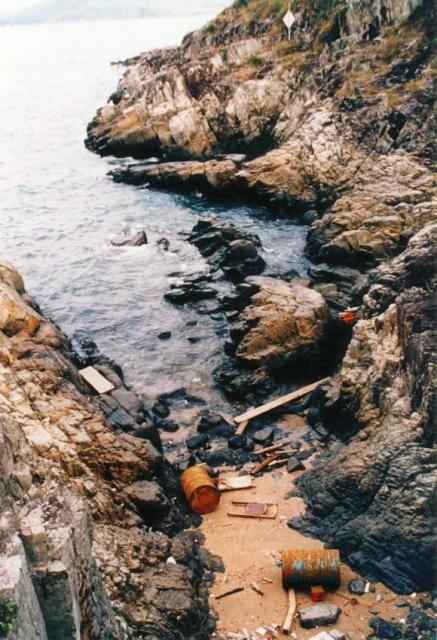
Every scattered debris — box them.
[282,588,297,635]
[309,632,346,640]
[79,366,115,394]
[166,556,177,565]
[250,582,264,596]
[338,307,359,324]
[216,586,245,600]
[310,586,326,603]
[299,604,341,629]
[218,475,254,492]
[228,501,278,519]
[254,440,292,456]
[180,465,220,514]
[282,550,341,590]
[251,453,285,476]
[234,378,330,425]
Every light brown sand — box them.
[201,468,412,640]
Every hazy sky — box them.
[0,0,38,13]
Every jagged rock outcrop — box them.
[296,224,437,594]
[88,0,436,266]
[0,263,214,639]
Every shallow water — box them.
[0,17,309,408]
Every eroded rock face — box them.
[296,225,437,593]
[0,267,214,639]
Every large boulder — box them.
[231,277,332,372]
[0,284,42,336]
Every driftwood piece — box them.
[234,378,330,424]
[282,588,297,635]
[251,452,283,476]
[215,586,245,600]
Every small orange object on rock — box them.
[310,585,326,602]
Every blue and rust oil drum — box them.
[281,549,341,590]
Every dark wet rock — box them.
[369,616,402,639]
[228,435,252,451]
[198,448,249,468]
[299,604,341,628]
[403,607,437,639]
[252,427,274,444]
[109,407,136,430]
[196,410,234,437]
[301,209,319,225]
[158,331,172,340]
[156,419,179,433]
[348,578,366,596]
[124,480,169,521]
[295,449,314,461]
[297,226,437,594]
[287,516,304,530]
[218,239,265,283]
[164,285,218,305]
[157,237,170,251]
[186,433,209,450]
[111,230,148,247]
[197,450,226,467]
[152,400,170,419]
[189,218,265,283]
[395,600,409,608]
[287,457,305,473]
[111,387,145,419]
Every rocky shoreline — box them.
[86,0,436,601]
[0,262,218,639]
[1,0,436,638]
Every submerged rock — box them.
[111,229,148,247]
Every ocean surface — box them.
[0,17,309,407]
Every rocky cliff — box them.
[85,0,436,599]
[0,262,216,639]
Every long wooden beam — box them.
[234,377,330,425]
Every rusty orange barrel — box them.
[181,465,220,514]
[281,549,341,590]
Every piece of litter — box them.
[166,556,177,565]
[216,586,245,600]
[218,475,254,492]
[79,366,115,394]
[251,582,264,596]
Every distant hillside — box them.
[0,0,230,24]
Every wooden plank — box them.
[251,452,284,476]
[79,366,115,395]
[234,378,330,425]
[253,440,291,456]
[235,420,249,436]
[282,588,297,635]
